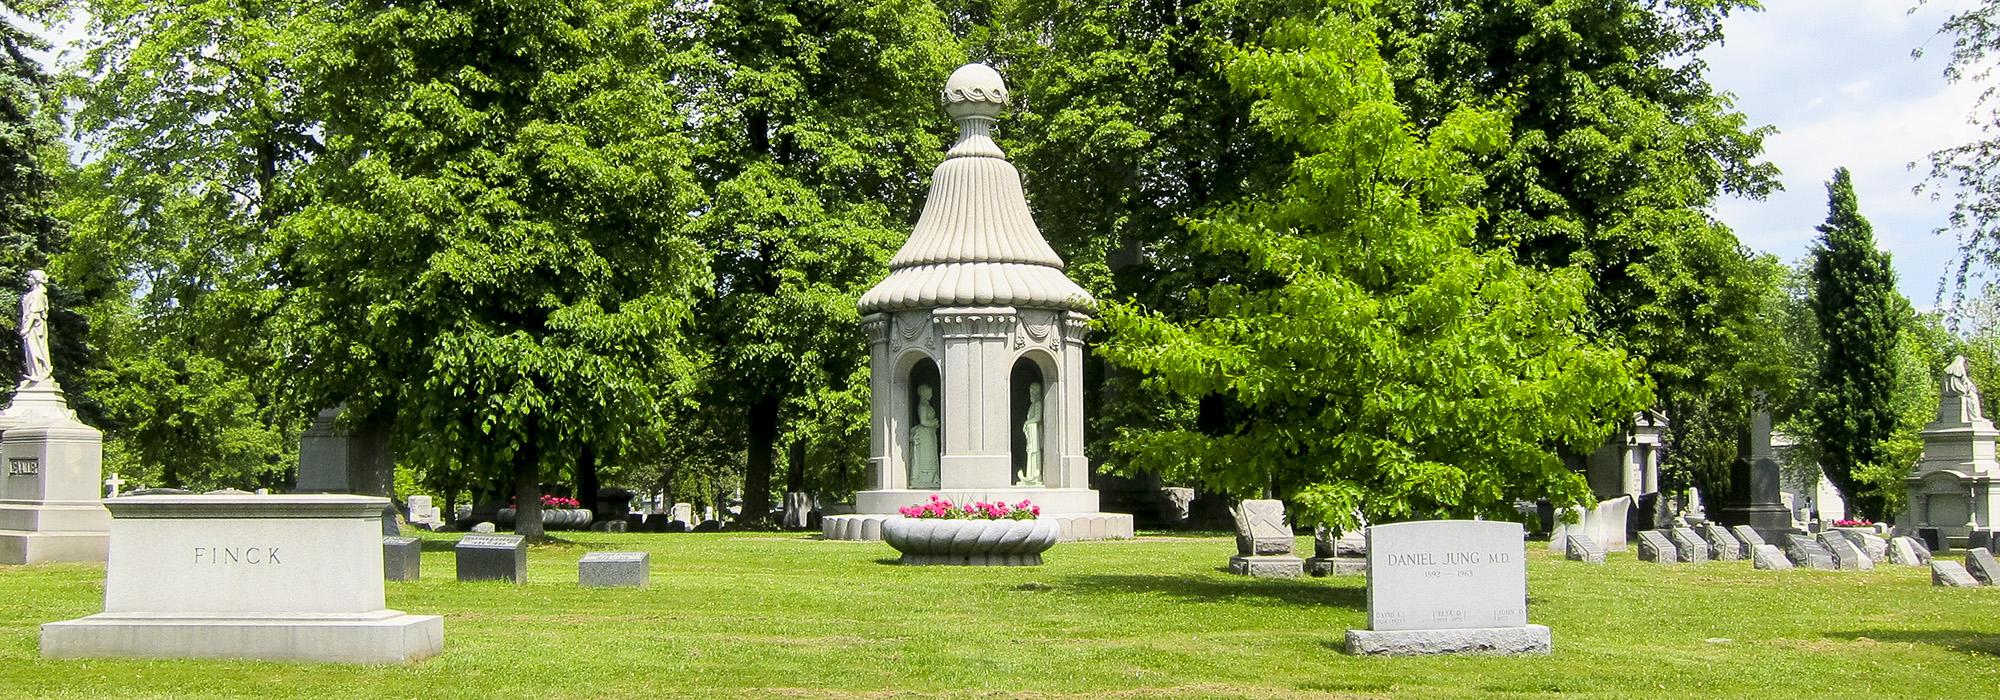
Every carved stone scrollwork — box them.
[1016,309,1059,350]
[934,310,1016,339]
[862,314,890,347]
[1061,312,1090,346]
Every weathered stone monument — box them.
[1752,543,1793,570]
[383,536,420,581]
[1346,521,1549,656]
[455,534,526,584]
[40,494,442,663]
[1700,522,1741,561]
[1730,524,1767,551]
[1966,547,2000,585]
[782,492,812,530]
[1637,530,1677,563]
[1581,411,1666,503]
[1786,534,1837,570]
[1933,559,1982,587]
[297,406,396,535]
[1306,524,1366,576]
[1565,534,1605,564]
[824,63,1132,543]
[578,551,648,588]
[406,495,441,529]
[1716,409,1792,542]
[1668,527,1709,563]
[1818,532,1873,571]
[1886,536,1925,566]
[0,271,109,564]
[1903,356,2000,548]
[1228,500,1302,578]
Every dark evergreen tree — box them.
[1808,168,1904,519]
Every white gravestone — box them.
[40,494,442,663]
[1346,521,1550,656]
[0,271,110,565]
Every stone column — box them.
[1716,410,1791,540]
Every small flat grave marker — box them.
[1637,530,1678,564]
[1817,533,1872,571]
[578,551,649,588]
[1751,544,1792,570]
[1965,548,2000,585]
[383,536,421,581]
[1700,523,1741,561]
[455,534,526,584]
[1887,537,1924,567]
[1934,560,1982,587]
[1345,521,1549,656]
[1785,534,1836,571]
[1564,534,1604,564]
[1730,525,1767,550]
[1669,528,1709,564]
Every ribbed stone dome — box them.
[858,64,1095,315]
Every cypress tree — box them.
[1809,167,1903,519]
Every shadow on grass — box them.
[1825,629,2000,656]
[1057,573,1365,609]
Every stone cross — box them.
[103,473,124,498]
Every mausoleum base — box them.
[1344,625,1552,656]
[0,528,106,564]
[41,610,443,664]
[1229,555,1303,578]
[822,512,1132,541]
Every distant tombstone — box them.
[692,520,722,533]
[1668,528,1709,564]
[469,522,496,534]
[382,536,421,581]
[1907,535,1935,564]
[1228,500,1301,578]
[1934,560,1982,587]
[1886,537,1924,567]
[1785,534,1836,571]
[1564,534,1605,564]
[1546,505,1587,553]
[1699,523,1741,561]
[1345,521,1550,656]
[1839,530,1889,561]
[578,552,649,588]
[295,406,397,536]
[1589,496,1633,552]
[1157,487,1195,527]
[1817,533,1872,571]
[1306,525,1365,577]
[454,534,526,584]
[1637,530,1678,563]
[1730,524,1767,550]
[782,492,812,530]
[406,496,441,528]
[1966,548,2000,585]
[39,494,441,663]
[670,503,693,526]
[1751,544,1792,570]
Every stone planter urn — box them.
[881,517,1060,566]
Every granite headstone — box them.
[454,534,526,584]
[382,536,420,581]
[1668,527,1710,563]
[1565,534,1604,564]
[1345,520,1549,656]
[1751,543,1793,570]
[578,551,648,588]
[1637,530,1678,563]
[1934,559,1982,587]
[1966,547,2000,585]
[1699,523,1741,561]
[1785,534,1836,570]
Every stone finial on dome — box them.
[942,63,1008,119]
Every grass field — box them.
[3,530,1998,699]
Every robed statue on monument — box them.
[1943,355,1984,423]
[19,269,50,386]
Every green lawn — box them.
[2,531,1998,699]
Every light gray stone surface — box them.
[0,315,110,565]
[1730,524,1767,549]
[1232,500,1293,556]
[1786,534,1837,570]
[1229,555,1303,578]
[1637,530,1677,563]
[1819,533,1873,571]
[382,536,420,581]
[1851,531,1890,561]
[1966,547,2000,585]
[1887,537,1924,566]
[1752,543,1793,570]
[1934,559,1983,587]
[1669,527,1709,563]
[1564,534,1604,564]
[782,492,811,530]
[1306,557,1365,577]
[1157,487,1194,526]
[578,551,648,588]
[1700,523,1741,561]
[1365,521,1527,632]
[469,522,495,534]
[39,494,441,663]
[1345,624,1551,657]
[454,534,525,584]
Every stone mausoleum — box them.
[822,64,1132,541]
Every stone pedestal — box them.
[297,407,397,535]
[0,382,109,564]
[40,494,442,663]
[1717,410,1794,542]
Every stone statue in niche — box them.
[19,269,50,386]
[1943,355,1984,423]
[1016,382,1044,487]
[910,383,940,489]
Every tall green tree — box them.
[280,0,709,539]
[1926,0,2000,291]
[1806,168,1904,519]
[679,0,958,524]
[1097,6,1651,529]
[56,0,317,489]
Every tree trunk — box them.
[577,444,599,520]
[743,391,780,528]
[785,438,806,494]
[513,442,544,541]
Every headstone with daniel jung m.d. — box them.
[1345,520,1550,656]
[455,534,526,584]
[1637,530,1678,564]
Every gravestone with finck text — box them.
[1345,520,1550,656]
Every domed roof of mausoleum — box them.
[857,64,1096,315]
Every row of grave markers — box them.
[383,535,650,588]
[1618,524,1933,571]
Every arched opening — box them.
[1010,358,1046,486]
[907,358,942,490]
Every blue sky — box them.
[1703,0,1986,308]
